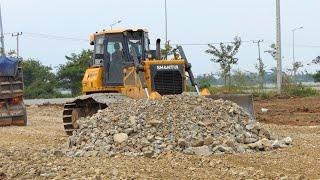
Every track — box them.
[62,93,126,135]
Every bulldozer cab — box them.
[91,28,149,86]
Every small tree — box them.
[265,44,282,87]
[255,58,266,89]
[232,69,247,88]
[7,50,17,58]
[57,50,92,96]
[21,59,61,99]
[161,41,173,59]
[205,37,242,88]
[269,67,277,84]
[312,56,320,65]
[312,56,320,82]
[195,73,217,89]
[292,61,304,79]
[264,44,276,60]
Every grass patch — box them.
[283,84,319,97]
[188,84,319,100]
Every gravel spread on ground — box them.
[1,101,320,179]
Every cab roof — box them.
[90,28,148,44]
[93,28,148,36]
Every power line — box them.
[169,40,253,46]
[263,39,320,48]
[20,32,88,42]
[289,44,320,48]
[2,32,320,49]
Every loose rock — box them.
[113,133,128,143]
[60,95,292,157]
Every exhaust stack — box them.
[156,39,161,60]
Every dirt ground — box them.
[255,96,320,126]
[0,97,320,179]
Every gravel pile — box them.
[61,94,292,158]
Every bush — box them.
[283,84,319,97]
[21,59,63,99]
[314,71,320,82]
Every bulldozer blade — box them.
[206,94,255,120]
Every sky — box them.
[1,0,320,75]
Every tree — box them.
[21,59,61,99]
[232,69,247,88]
[269,67,277,84]
[312,56,320,82]
[265,44,276,60]
[312,56,320,65]
[57,49,92,96]
[195,73,217,89]
[161,41,173,59]
[7,50,17,58]
[205,37,242,87]
[255,58,266,89]
[313,72,320,82]
[292,61,303,77]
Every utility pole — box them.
[253,40,263,60]
[164,0,168,44]
[276,0,282,94]
[164,0,169,59]
[12,32,22,58]
[0,4,5,56]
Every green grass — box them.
[282,84,319,97]
[188,84,319,100]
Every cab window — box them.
[103,36,126,85]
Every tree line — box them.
[6,39,320,99]
[203,38,320,90]
[9,50,92,99]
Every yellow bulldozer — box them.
[62,28,254,135]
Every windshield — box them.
[128,39,142,59]
[127,32,144,60]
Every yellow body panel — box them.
[82,59,187,99]
[82,66,123,94]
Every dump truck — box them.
[0,56,27,126]
[62,28,254,135]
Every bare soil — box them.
[255,96,320,126]
[0,97,320,179]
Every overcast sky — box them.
[1,0,320,75]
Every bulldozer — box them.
[62,28,254,135]
[0,56,27,126]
